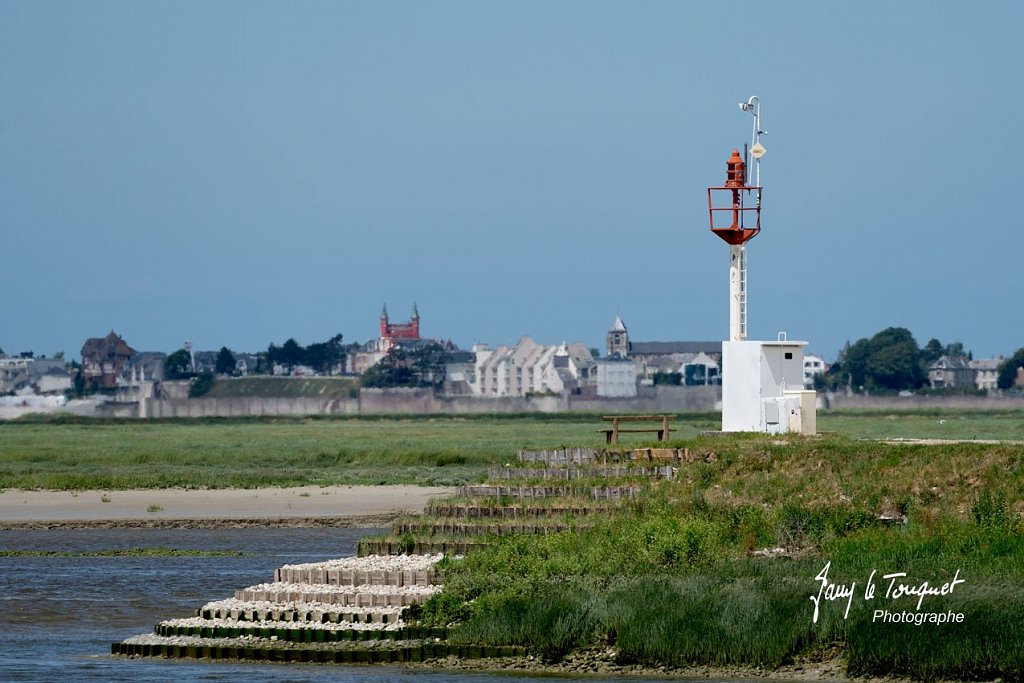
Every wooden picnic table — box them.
[599,414,677,444]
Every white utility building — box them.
[722,336,816,434]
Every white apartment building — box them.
[470,337,595,397]
[803,354,826,389]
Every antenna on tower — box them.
[738,95,765,187]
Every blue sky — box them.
[1,1,1020,362]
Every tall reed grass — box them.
[432,502,1022,678]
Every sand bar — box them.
[0,485,454,527]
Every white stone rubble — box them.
[278,553,444,572]
[239,581,439,597]
[161,616,402,631]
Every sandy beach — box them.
[0,485,455,528]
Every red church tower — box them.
[379,303,421,353]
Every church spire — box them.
[411,302,420,320]
[380,303,389,321]
[606,315,629,358]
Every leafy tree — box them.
[70,371,87,397]
[361,343,452,388]
[868,340,923,390]
[921,338,944,365]
[944,341,968,358]
[189,371,215,397]
[280,338,304,367]
[652,372,682,386]
[812,372,828,392]
[360,350,415,387]
[215,347,236,375]
[826,327,925,393]
[839,337,871,389]
[997,347,1024,390]
[165,349,193,380]
[304,334,345,374]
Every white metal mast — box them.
[729,96,764,342]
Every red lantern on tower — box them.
[707,149,761,246]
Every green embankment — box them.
[408,430,1024,681]
[203,376,360,399]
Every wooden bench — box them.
[599,415,677,444]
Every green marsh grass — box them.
[435,521,1023,676]
[3,409,1022,490]
[0,415,616,489]
[817,408,1024,441]
[420,429,1022,678]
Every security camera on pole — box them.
[707,97,817,435]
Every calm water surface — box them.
[0,527,675,682]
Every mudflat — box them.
[0,485,454,528]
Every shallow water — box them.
[0,527,677,682]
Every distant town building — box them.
[969,358,1001,392]
[595,356,638,397]
[468,337,595,397]
[347,303,424,373]
[127,352,167,383]
[606,316,629,358]
[440,350,477,395]
[928,356,974,389]
[0,355,31,392]
[630,343,721,386]
[81,331,136,388]
[603,316,720,385]
[630,340,723,357]
[803,354,826,389]
[636,351,720,386]
[379,303,420,353]
[0,354,70,394]
[190,351,261,376]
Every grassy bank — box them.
[204,376,359,399]
[408,432,1023,681]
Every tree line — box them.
[264,334,346,374]
[818,327,1023,393]
[163,334,347,381]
